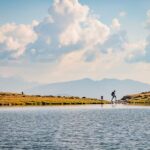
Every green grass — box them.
[0,92,109,106]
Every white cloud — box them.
[55,0,110,47]
[123,11,150,63]
[52,0,89,22]
[59,22,81,46]
[119,11,127,17]
[111,18,121,30]
[134,10,150,62]
[0,21,37,58]
[81,18,110,46]
[1,0,150,84]
[123,40,147,61]
[25,0,110,62]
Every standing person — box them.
[111,90,117,104]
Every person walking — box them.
[111,90,117,104]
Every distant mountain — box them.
[0,76,39,93]
[26,78,150,99]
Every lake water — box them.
[0,105,150,150]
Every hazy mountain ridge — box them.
[26,78,150,99]
[1,76,150,99]
[0,76,39,93]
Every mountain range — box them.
[1,77,150,100]
[0,76,38,93]
[26,78,150,99]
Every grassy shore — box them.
[121,92,150,104]
[0,92,109,106]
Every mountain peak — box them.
[26,78,150,99]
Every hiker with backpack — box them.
[111,90,117,104]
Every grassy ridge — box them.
[0,92,109,106]
[121,92,150,104]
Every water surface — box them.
[0,105,150,150]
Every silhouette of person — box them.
[111,90,117,104]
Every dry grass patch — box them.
[0,92,109,106]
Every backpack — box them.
[111,92,114,96]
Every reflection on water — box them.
[0,105,150,150]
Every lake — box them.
[0,105,150,150]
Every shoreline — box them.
[0,103,108,107]
[1,103,150,109]
[0,104,150,111]
[1,92,150,107]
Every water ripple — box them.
[0,105,150,150]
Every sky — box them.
[0,0,150,84]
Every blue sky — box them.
[0,0,150,83]
[0,0,149,23]
[0,0,148,40]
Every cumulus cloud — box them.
[137,10,150,62]
[25,0,110,62]
[111,18,121,30]
[0,0,129,64]
[0,21,38,59]
[99,30,127,54]
[1,0,150,84]
[123,40,147,62]
[0,0,147,66]
[128,10,150,62]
